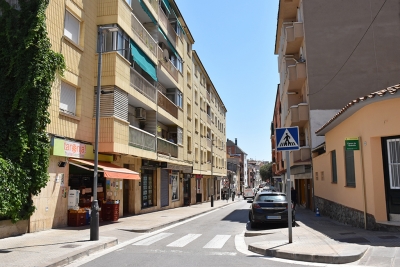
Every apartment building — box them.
[0,0,227,237]
[227,138,247,194]
[272,0,400,210]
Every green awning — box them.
[158,27,180,60]
[139,0,157,25]
[130,40,157,81]
[162,0,171,14]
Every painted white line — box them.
[66,208,222,266]
[203,235,231,249]
[208,252,236,256]
[166,234,201,247]
[132,232,173,246]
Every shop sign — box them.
[52,137,93,159]
[345,137,359,150]
[196,175,203,179]
[166,163,192,173]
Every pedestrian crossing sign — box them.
[276,127,300,151]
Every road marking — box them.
[203,235,231,249]
[132,233,173,246]
[166,234,201,247]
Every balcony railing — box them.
[279,22,304,56]
[207,115,211,125]
[158,6,178,46]
[284,61,307,92]
[207,138,211,148]
[291,146,311,165]
[157,137,178,157]
[288,103,309,127]
[131,13,157,57]
[206,91,210,102]
[158,46,179,82]
[157,90,178,118]
[129,125,156,151]
[145,0,159,15]
[130,68,157,103]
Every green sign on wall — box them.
[345,137,360,150]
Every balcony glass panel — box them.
[131,13,157,57]
[157,137,178,157]
[129,125,156,151]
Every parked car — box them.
[248,192,295,228]
[243,187,255,200]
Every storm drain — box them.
[339,232,356,235]
[60,244,81,248]
[378,235,398,239]
[337,237,370,243]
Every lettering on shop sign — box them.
[64,141,86,157]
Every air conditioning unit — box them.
[135,107,146,120]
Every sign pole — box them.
[286,150,292,243]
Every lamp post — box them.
[91,25,119,241]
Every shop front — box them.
[67,159,140,225]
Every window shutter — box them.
[64,11,80,44]
[114,87,128,121]
[60,82,76,115]
[177,127,183,145]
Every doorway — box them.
[382,136,400,220]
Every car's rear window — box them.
[256,194,286,202]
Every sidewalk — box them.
[246,206,400,265]
[1,199,400,267]
[0,199,237,267]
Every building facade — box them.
[272,0,400,210]
[313,85,400,230]
[0,0,227,238]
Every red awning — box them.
[69,159,140,180]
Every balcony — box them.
[145,0,159,16]
[279,22,304,56]
[285,61,307,92]
[130,68,157,103]
[157,137,178,158]
[207,138,212,148]
[158,46,179,82]
[207,115,211,125]
[288,103,309,127]
[158,5,178,47]
[131,13,158,57]
[290,146,311,166]
[157,90,178,119]
[129,125,156,151]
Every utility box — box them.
[68,189,80,209]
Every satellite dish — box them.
[163,49,169,61]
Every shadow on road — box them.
[221,209,250,223]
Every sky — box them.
[175,0,280,162]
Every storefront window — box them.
[171,172,179,201]
[142,170,154,208]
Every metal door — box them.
[382,137,400,216]
[161,169,169,207]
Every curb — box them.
[248,244,366,264]
[42,238,118,267]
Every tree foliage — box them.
[0,0,65,222]
[260,162,273,182]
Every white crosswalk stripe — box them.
[166,234,202,247]
[203,235,231,249]
[132,233,173,246]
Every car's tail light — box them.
[252,203,261,209]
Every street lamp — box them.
[91,25,119,241]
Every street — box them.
[67,200,298,267]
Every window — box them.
[195,90,198,105]
[187,103,191,120]
[187,136,192,153]
[315,172,318,181]
[177,127,183,145]
[331,150,337,183]
[176,90,183,108]
[345,149,356,187]
[187,71,191,86]
[171,172,179,201]
[187,42,191,57]
[64,11,80,44]
[195,118,199,133]
[195,147,199,162]
[60,82,76,116]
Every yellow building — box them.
[0,0,227,237]
[312,85,400,230]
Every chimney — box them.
[235,138,237,145]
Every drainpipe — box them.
[359,136,367,229]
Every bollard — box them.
[211,195,214,207]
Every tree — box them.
[260,162,273,182]
[0,0,65,222]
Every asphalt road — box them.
[67,199,316,267]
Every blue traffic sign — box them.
[275,127,300,151]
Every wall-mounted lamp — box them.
[286,92,298,95]
[58,161,67,167]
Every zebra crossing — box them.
[132,233,232,249]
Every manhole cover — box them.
[60,244,81,248]
[338,237,370,243]
[339,232,356,235]
[378,235,398,239]
[0,250,11,254]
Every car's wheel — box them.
[249,213,257,229]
